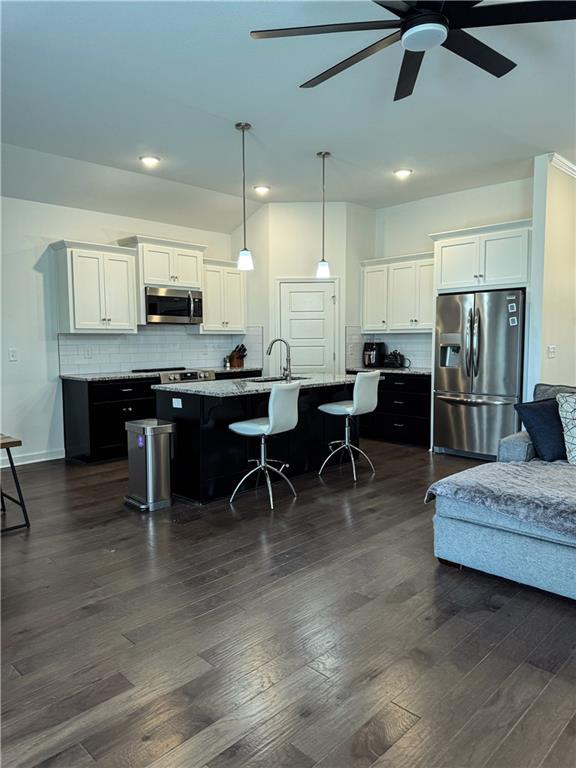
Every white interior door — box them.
[279,281,336,376]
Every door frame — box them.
[272,277,342,377]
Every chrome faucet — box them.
[266,338,292,381]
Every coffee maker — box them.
[363,342,387,368]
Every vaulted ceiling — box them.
[2,1,575,214]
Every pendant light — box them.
[316,151,331,278]
[235,122,254,271]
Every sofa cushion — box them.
[534,383,576,401]
[425,460,576,537]
[514,398,567,462]
[557,393,576,465]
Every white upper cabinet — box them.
[201,263,246,334]
[141,243,203,289]
[480,229,529,286]
[432,221,531,292]
[142,244,173,286]
[388,263,417,331]
[362,265,389,332]
[53,242,137,334]
[436,237,479,290]
[362,257,434,334]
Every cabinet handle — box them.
[414,319,418,323]
[382,320,386,324]
[121,388,133,392]
[394,382,405,386]
[101,318,106,323]
[478,273,484,278]
[473,274,478,279]
[393,423,405,428]
[393,400,405,405]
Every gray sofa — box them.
[427,384,576,600]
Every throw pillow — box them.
[514,398,567,462]
[557,393,576,465]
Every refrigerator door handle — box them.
[436,395,512,407]
[465,308,474,377]
[473,307,481,378]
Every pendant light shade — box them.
[316,151,331,279]
[235,122,254,271]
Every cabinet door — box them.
[437,237,479,290]
[415,260,435,329]
[388,263,416,330]
[480,230,528,286]
[142,244,173,286]
[174,248,202,288]
[103,253,136,331]
[72,250,106,330]
[223,269,246,331]
[362,266,388,332]
[202,266,225,331]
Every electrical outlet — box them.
[8,348,17,362]
[547,345,557,359]
[83,347,93,359]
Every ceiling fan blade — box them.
[394,50,425,100]
[300,30,402,88]
[372,1,414,17]
[457,1,576,29]
[442,29,516,77]
[250,20,400,39]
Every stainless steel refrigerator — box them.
[434,289,525,458]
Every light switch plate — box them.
[547,345,557,359]
[8,348,17,362]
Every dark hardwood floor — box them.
[2,441,575,768]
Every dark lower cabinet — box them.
[62,369,263,463]
[351,372,432,447]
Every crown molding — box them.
[550,153,576,178]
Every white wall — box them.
[374,178,533,258]
[539,163,576,385]
[1,196,231,464]
[346,204,375,326]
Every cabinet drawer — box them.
[379,374,431,394]
[361,414,430,446]
[377,391,430,416]
[89,379,159,403]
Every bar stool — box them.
[1,434,31,533]
[229,381,301,510]
[318,370,380,482]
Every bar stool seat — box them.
[318,371,380,482]
[229,418,271,437]
[229,382,301,510]
[318,401,354,416]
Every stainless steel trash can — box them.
[124,419,175,511]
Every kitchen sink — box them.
[248,376,309,383]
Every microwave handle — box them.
[188,291,193,323]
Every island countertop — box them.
[152,373,356,397]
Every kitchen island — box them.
[153,374,357,503]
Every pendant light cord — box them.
[241,127,247,250]
[321,153,325,263]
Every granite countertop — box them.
[153,374,356,398]
[60,367,262,382]
[346,367,432,376]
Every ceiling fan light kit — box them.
[251,1,576,101]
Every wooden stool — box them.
[1,435,30,533]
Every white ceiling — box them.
[2,1,575,214]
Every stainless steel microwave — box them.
[145,287,203,325]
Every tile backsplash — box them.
[346,326,433,370]
[58,325,264,374]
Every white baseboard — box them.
[1,449,65,469]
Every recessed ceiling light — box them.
[253,185,270,195]
[393,168,413,180]
[139,155,161,169]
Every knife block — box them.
[229,353,244,369]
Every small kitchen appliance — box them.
[363,342,387,368]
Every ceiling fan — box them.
[251,1,576,101]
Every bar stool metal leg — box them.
[230,436,297,510]
[1,447,31,533]
[319,416,375,481]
